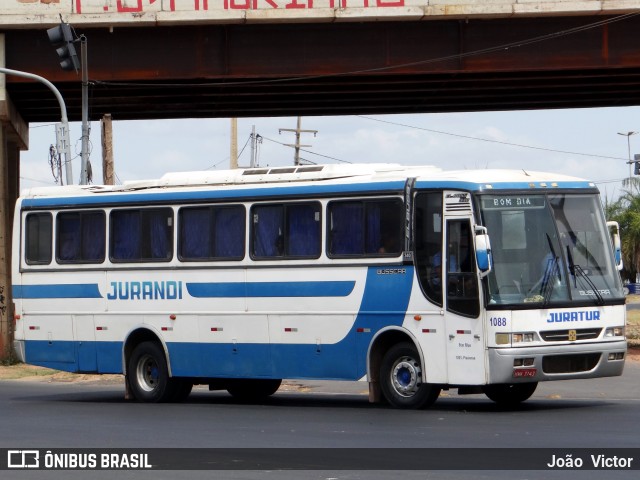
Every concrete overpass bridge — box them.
[1,0,640,358]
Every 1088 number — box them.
[489,317,507,327]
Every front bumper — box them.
[487,340,627,384]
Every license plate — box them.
[513,368,537,378]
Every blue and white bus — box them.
[11,164,627,408]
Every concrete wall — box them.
[0,1,639,27]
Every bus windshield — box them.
[479,193,623,306]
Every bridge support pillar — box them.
[0,33,28,362]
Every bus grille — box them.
[540,328,602,342]
[542,353,601,374]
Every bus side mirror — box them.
[606,221,623,271]
[474,225,492,278]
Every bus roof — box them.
[19,164,597,204]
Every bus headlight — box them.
[512,333,535,343]
[495,333,535,345]
[604,327,625,338]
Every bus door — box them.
[442,192,486,385]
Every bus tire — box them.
[380,342,441,409]
[482,382,538,406]
[227,379,282,401]
[128,341,177,403]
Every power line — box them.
[261,135,352,164]
[20,176,57,186]
[593,177,628,185]
[356,115,629,162]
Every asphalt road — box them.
[0,362,639,480]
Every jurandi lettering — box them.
[107,281,183,300]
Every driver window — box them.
[446,219,479,317]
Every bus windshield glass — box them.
[479,193,623,306]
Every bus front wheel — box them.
[482,382,538,406]
[380,342,441,409]
[128,341,177,403]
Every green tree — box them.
[605,177,640,282]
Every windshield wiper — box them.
[541,255,559,307]
[566,245,604,306]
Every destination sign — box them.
[481,196,546,210]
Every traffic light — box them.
[47,23,80,72]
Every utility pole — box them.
[101,114,114,185]
[230,118,238,169]
[279,116,317,166]
[618,131,637,182]
[79,35,91,185]
[249,125,262,168]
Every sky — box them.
[18,105,640,203]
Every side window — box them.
[25,213,52,265]
[179,205,245,261]
[328,199,403,257]
[57,211,106,264]
[251,202,321,259]
[110,208,173,262]
[414,192,443,306]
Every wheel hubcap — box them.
[136,354,159,392]
[391,356,422,398]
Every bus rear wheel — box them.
[128,341,178,403]
[227,379,282,402]
[482,382,538,406]
[380,342,441,409]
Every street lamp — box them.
[618,131,637,180]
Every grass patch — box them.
[0,354,21,366]
[0,364,58,381]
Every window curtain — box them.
[181,208,210,259]
[365,204,382,254]
[330,203,363,255]
[149,211,170,259]
[215,207,244,258]
[254,206,283,257]
[82,213,105,261]
[288,204,319,257]
[112,211,140,260]
[58,215,80,261]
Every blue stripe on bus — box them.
[414,179,595,191]
[186,281,356,298]
[21,181,407,208]
[21,266,415,379]
[13,284,103,299]
[20,179,598,210]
